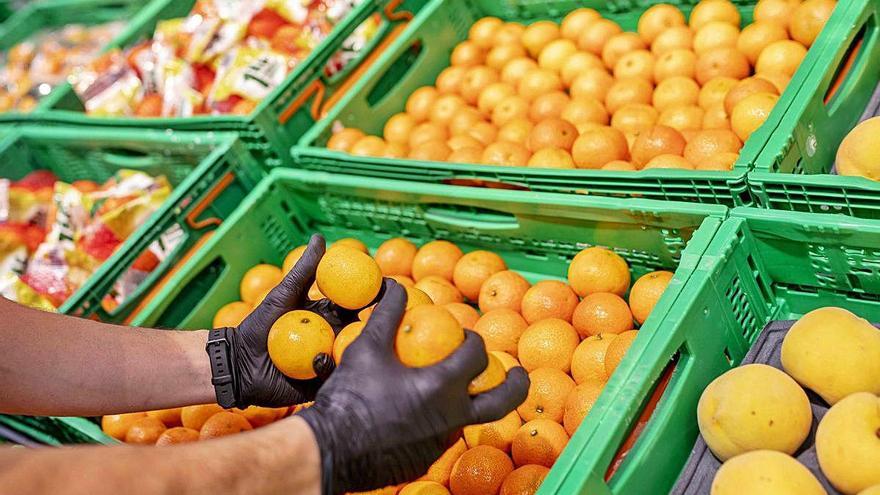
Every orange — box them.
[577,18,623,55]
[466,121,499,146]
[282,245,308,273]
[731,92,779,141]
[492,95,530,127]
[610,103,660,136]
[511,419,569,468]
[492,351,521,371]
[702,103,731,130]
[699,76,738,109]
[395,305,464,367]
[453,250,507,301]
[213,301,252,328]
[561,8,601,42]
[519,280,579,324]
[478,82,517,115]
[790,0,836,47]
[384,112,418,145]
[444,302,481,329]
[527,118,578,152]
[413,240,464,282]
[498,118,534,143]
[406,86,440,122]
[572,292,634,339]
[500,465,550,495]
[659,105,705,133]
[528,91,570,122]
[468,352,507,395]
[409,122,449,148]
[268,310,335,379]
[330,238,368,253]
[316,246,382,309]
[479,270,531,313]
[350,136,387,157]
[538,39,577,72]
[482,141,531,166]
[415,275,465,305]
[448,134,485,152]
[500,57,538,86]
[146,408,183,427]
[684,129,743,164]
[602,33,648,69]
[560,97,609,131]
[756,71,791,93]
[643,154,695,169]
[517,68,562,101]
[631,125,687,167]
[653,76,700,111]
[695,48,750,85]
[199,411,253,439]
[562,381,604,436]
[399,481,451,495]
[754,0,802,30]
[487,44,528,71]
[421,438,467,485]
[233,406,278,428]
[240,264,282,305]
[569,68,614,102]
[653,48,697,82]
[571,126,630,169]
[693,21,740,55]
[522,21,560,58]
[102,412,148,440]
[571,333,619,385]
[517,318,580,373]
[736,21,788,65]
[517,367,576,423]
[333,321,364,363]
[699,151,739,170]
[560,51,604,88]
[180,404,224,431]
[837,116,880,180]
[436,65,468,95]
[430,94,467,126]
[629,270,674,325]
[451,40,486,67]
[613,49,655,82]
[755,39,808,77]
[383,142,408,158]
[568,246,631,297]
[155,427,199,446]
[527,148,576,169]
[327,128,365,152]
[375,237,417,277]
[474,308,529,356]
[689,0,741,30]
[125,416,167,444]
[405,287,435,310]
[460,66,500,105]
[724,76,779,114]
[494,22,526,46]
[651,26,694,55]
[390,275,416,288]
[605,77,654,115]
[604,329,638,378]
[638,4,686,44]
[359,305,375,322]
[469,17,504,49]
[449,445,515,495]
[601,160,637,171]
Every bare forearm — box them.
[0,417,321,495]
[0,298,214,416]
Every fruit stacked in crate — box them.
[327,0,836,171]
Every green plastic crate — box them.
[749,0,880,219]
[0,0,151,113]
[0,125,263,323]
[18,0,421,169]
[291,0,824,207]
[0,415,114,446]
[542,206,880,495]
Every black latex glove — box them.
[298,280,530,495]
[223,234,367,408]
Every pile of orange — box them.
[327,0,836,172]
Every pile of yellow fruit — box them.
[205,236,673,495]
[697,307,880,494]
[326,0,836,172]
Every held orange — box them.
[463,410,522,452]
[316,246,382,310]
[267,310,335,380]
[395,305,464,367]
[468,352,507,395]
[333,321,365,363]
[329,238,369,253]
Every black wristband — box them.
[205,327,238,408]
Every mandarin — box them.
[453,250,508,301]
[563,381,604,436]
[240,264,282,305]
[577,19,622,55]
[730,91,779,141]
[384,113,418,145]
[327,128,365,152]
[602,32,647,69]
[436,66,468,94]
[724,76,779,114]
[659,105,705,133]
[571,333,619,385]
[651,25,694,55]
[561,9,601,42]
[605,77,654,114]
[572,293,634,338]
[482,141,531,166]
[528,91,570,122]
[604,329,639,378]
[213,301,252,328]
[479,270,532,313]
[519,280,579,324]
[316,246,382,309]
[500,465,550,495]
[474,308,529,356]
[527,148,576,168]
[613,49,655,82]
[790,0,836,47]
[469,17,504,48]
[653,48,697,82]
[421,438,468,485]
[737,21,788,65]
[755,40,807,77]
[396,305,464,367]
[102,412,148,441]
[415,275,465,305]
[412,240,464,282]
[444,302,481,329]
[406,86,440,122]
[568,247,631,297]
[374,237,417,277]
[199,411,253,439]
[267,310,335,379]
[518,367,576,423]
[684,129,742,164]
[180,404,224,431]
[572,126,630,169]
[125,416,167,445]
[333,321,365,363]
[155,427,199,446]
[689,0,741,30]
[527,118,578,152]
[695,48,749,85]
[629,270,674,325]
[450,445,515,495]
[511,419,569,468]
[517,318,580,373]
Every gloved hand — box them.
[220,234,369,408]
[297,280,530,494]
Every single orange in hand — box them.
[395,305,464,367]
[267,310,335,379]
[316,246,382,310]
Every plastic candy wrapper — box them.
[0,20,125,113]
